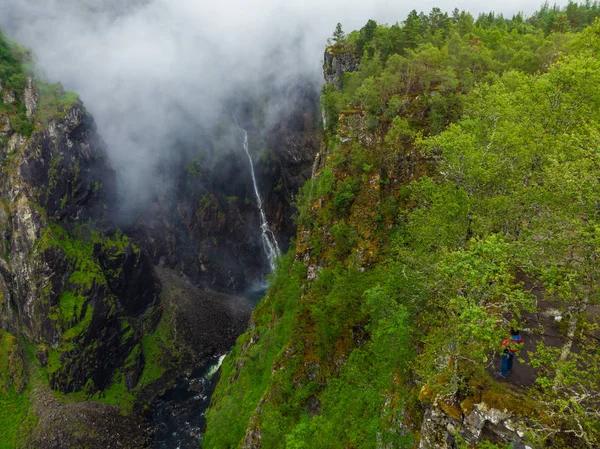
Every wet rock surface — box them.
[133,82,320,295]
[147,267,254,448]
[151,357,223,449]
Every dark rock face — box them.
[16,104,115,222]
[259,81,321,250]
[132,82,321,293]
[0,81,159,394]
[98,241,158,316]
[132,155,267,293]
[1,91,109,338]
[47,240,160,393]
[323,48,360,90]
[155,266,252,363]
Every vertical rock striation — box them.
[0,69,159,394]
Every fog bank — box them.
[0,0,561,211]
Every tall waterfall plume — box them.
[238,127,281,271]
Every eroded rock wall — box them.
[323,47,360,89]
[133,82,321,293]
[0,75,159,394]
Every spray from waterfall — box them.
[234,122,281,271]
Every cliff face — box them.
[323,47,359,89]
[0,69,162,393]
[134,81,321,293]
[0,34,167,447]
[417,376,541,449]
[204,18,600,449]
[259,81,322,248]
[3,100,104,338]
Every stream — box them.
[151,287,266,448]
[151,354,225,449]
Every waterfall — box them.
[238,126,281,271]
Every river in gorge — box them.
[151,123,278,448]
[151,286,266,448]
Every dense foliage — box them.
[0,29,80,143]
[0,31,34,137]
[205,3,600,448]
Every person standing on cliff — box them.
[499,328,523,378]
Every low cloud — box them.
[0,0,558,210]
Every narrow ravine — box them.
[150,283,266,449]
[152,355,225,449]
[151,355,226,449]
[149,124,280,448]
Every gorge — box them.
[1,1,600,449]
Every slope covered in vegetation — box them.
[204,4,600,448]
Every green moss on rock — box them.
[35,82,80,125]
[0,331,33,449]
[0,31,34,137]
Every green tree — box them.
[403,10,425,49]
[356,19,378,56]
[332,22,345,44]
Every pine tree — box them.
[333,23,345,44]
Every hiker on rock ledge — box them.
[499,328,523,378]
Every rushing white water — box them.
[205,354,227,380]
[238,127,281,271]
